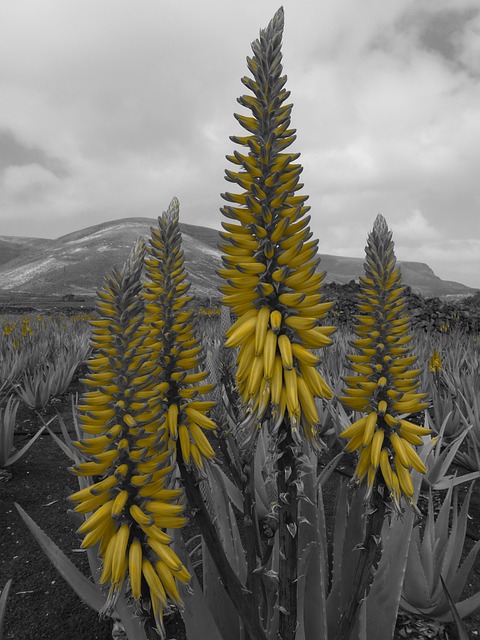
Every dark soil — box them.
[1,386,480,640]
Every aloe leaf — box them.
[317,450,344,487]
[302,541,328,640]
[172,530,225,640]
[254,429,271,512]
[297,455,328,640]
[421,492,435,594]
[57,409,84,461]
[326,480,348,630]
[429,429,470,485]
[44,424,78,461]
[365,468,423,640]
[202,466,245,640]
[14,503,106,613]
[203,541,241,640]
[402,528,430,609]
[442,484,473,588]
[5,425,46,466]
[353,595,367,640]
[214,463,268,519]
[208,464,247,578]
[433,471,480,490]
[213,465,244,512]
[0,579,12,640]
[451,591,480,621]
[440,577,469,640]
[327,483,366,636]
[448,539,480,606]
[432,485,454,587]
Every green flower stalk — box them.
[219,7,334,447]
[339,214,430,512]
[142,197,217,469]
[69,240,190,638]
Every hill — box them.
[0,218,476,300]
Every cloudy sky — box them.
[1,0,479,288]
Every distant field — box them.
[0,298,96,314]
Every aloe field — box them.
[2,7,480,640]
[1,292,480,640]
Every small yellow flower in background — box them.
[142,197,217,470]
[339,215,430,512]
[69,238,189,638]
[219,7,334,447]
[428,348,442,374]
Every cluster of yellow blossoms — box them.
[69,201,218,636]
[219,7,334,446]
[339,215,430,511]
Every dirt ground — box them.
[1,390,480,640]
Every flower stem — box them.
[335,485,386,640]
[178,459,268,640]
[277,424,299,640]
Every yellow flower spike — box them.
[340,215,428,512]
[219,11,333,446]
[142,199,218,476]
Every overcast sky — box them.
[0,0,479,288]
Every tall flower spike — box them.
[339,215,430,512]
[69,239,189,639]
[142,197,217,471]
[219,7,334,447]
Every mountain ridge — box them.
[0,217,476,299]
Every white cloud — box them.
[2,163,58,198]
[0,0,478,288]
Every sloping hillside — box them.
[0,219,222,297]
[0,218,476,299]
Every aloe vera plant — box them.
[420,412,480,490]
[401,481,480,622]
[12,7,480,640]
[0,395,47,468]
